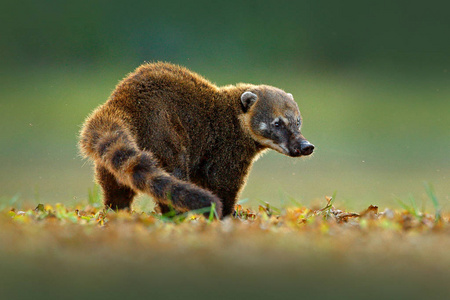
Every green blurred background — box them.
[1,0,449,211]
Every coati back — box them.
[79,62,314,218]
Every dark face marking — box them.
[244,86,314,157]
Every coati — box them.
[79,62,314,218]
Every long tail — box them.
[79,112,222,217]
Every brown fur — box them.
[79,62,313,218]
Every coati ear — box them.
[241,91,258,112]
[287,93,294,100]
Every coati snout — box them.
[240,86,314,158]
[79,62,314,218]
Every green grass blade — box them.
[9,194,20,206]
[256,199,281,214]
[424,182,441,222]
[88,184,102,207]
[237,198,249,205]
[208,203,216,222]
[408,195,421,219]
[396,198,413,213]
[331,191,337,204]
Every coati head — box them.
[239,85,314,157]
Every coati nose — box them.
[300,141,314,156]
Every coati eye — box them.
[296,118,301,127]
[274,121,281,128]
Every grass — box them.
[425,182,442,222]
[1,189,449,300]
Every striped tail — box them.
[79,114,223,217]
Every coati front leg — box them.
[95,164,136,210]
[197,157,252,217]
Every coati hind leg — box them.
[143,121,191,215]
[156,153,189,215]
[95,164,136,210]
